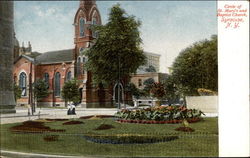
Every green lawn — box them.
[0,117,218,157]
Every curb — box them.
[0,150,98,158]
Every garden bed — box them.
[115,106,204,123]
[83,133,179,144]
[63,121,84,125]
[95,124,115,130]
[10,121,65,133]
[116,117,201,124]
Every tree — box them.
[14,83,21,101]
[125,83,143,99]
[150,82,166,99]
[84,4,146,86]
[171,35,217,96]
[145,65,156,72]
[163,76,180,104]
[143,78,155,95]
[61,79,80,104]
[34,79,50,103]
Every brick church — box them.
[13,0,162,108]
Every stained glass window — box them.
[44,73,49,88]
[79,18,85,37]
[54,72,61,96]
[19,72,27,96]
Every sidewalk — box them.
[0,150,101,158]
[0,107,117,124]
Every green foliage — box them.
[142,78,155,95]
[150,82,166,99]
[145,65,156,72]
[171,35,217,96]
[125,83,142,99]
[61,79,80,104]
[14,83,21,101]
[163,76,180,104]
[34,79,50,101]
[115,106,205,121]
[84,4,146,86]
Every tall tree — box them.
[85,4,146,86]
[171,35,217,96]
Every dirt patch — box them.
[63,121,84,125]
[80,115,114,119]
[10,121,65,133]
[95,124,115,130]
[175,127,195,132]
[43,135,59,142]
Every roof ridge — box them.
[42,48,74,54]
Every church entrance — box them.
[113,82,124,108]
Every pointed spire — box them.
[80,0,95,8]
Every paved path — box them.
[0,107,118,124]
[0,150,103,158]
[0,107,217,124]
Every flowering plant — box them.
[115,106,205,121]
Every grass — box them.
[0,117,218,157]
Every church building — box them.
[13,0,162,108]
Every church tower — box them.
[73,0,101,64]
[73,0,103,108]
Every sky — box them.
[14,0,217,73]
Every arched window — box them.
[77,56,81,75]
[44,73,49,88]
[82,57,85,63]
[79,18,85,37]
[138,79,142,87]
[19,72,27,96]
[66,71,72,81]
[54,72,61,96]
[92,18,97,38]
[78,56,81,63]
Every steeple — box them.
[79,0,96,8]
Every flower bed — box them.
[94,124,115,130]
[62,121,84,125]
[10,121,65,133]
[114,106,204,124]
[117,117,201,124]
[83,133,179,144]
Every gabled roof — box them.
[36,49,74,64]
[25,51,41,58]
[14,54,36,64]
